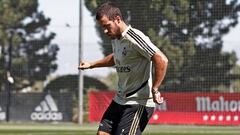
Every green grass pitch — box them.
[0,123,239,135]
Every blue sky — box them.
[38,0,240,77]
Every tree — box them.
[85,0,240,91]
[44,74,109,95]
[0,0,59,91]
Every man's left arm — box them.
[151,50,168,104]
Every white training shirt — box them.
[112,25,160,107]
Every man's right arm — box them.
[78,53,115,70]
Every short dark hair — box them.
[96,2,123,21]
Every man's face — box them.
[97,15,121,39]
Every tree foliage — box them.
[44,75,109,95]
[0,0,59,91]
[85,0,240,91]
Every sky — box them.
[38,0,114,77]
[38,0,240,77]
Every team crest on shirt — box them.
[122,47,127,56]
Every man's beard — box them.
[111,23,121,39]
[115,28,122,39]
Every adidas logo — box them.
[0,106,6,120]
[30,94,63,121]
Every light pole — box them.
[78,0,84,125]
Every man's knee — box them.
[97,131,110,135]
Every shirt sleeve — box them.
[122,27,159,60]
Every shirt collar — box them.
[121,25,131,38]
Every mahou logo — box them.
[196,96,240,112]
[0,106,6,120]
[31,94,63,121]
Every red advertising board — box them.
[88,91,240,125]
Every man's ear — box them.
[114,16,121,24]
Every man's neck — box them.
[120,22,128,34]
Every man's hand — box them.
[152,90,164,104]
[78,61,92,70]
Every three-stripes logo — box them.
[0,106,6,120]
[31,94,63,121]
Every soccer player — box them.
[79,2,168,135]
